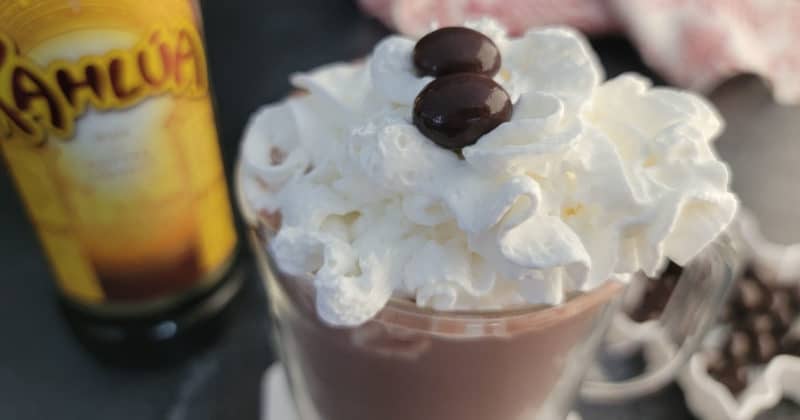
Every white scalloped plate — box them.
[607,210,800,420]
[677,211,800,420]
[680,353,800,420]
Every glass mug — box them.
[238,166,737,420]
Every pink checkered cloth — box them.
[359,0,800,104]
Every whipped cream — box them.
[241,20,738,326]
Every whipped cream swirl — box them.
[241,20,738,326]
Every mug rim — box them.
[253,228,624,338]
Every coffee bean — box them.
[413,73,512,150]
[742,265,759,280]
[770,291,795,331]
[772,289,792,308]
[749,313,776,334]
[739,278,771,311]
[708,362,748,395]
[727,285,744,312]
[413,27,502,77]
[755,333,778,363]
[728,366,749,395]
[728,331,753,362]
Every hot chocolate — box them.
[257,241,623,420]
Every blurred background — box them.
[1,1,798,419]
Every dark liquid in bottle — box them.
[95,245,203,301]
[61,252,244,368]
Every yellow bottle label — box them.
[0,0,237,309]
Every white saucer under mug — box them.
[261,363,583,420]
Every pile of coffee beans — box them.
[705,266,800,394]
[412,27,513,151]
[628,262,800,394]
